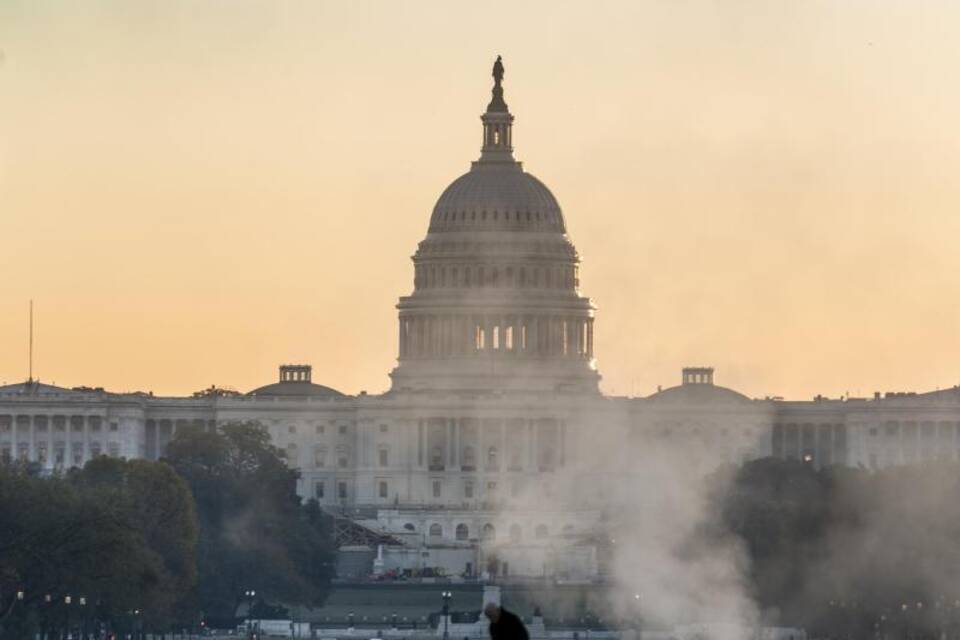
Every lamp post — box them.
[42,594,51,640]
[441,591,452,640]
[633,593,643,639]
[64,595,72,640]
[244,590,257,639]
[78,597,86,640]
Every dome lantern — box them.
[479,56,515,164]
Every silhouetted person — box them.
[484,603,529,640]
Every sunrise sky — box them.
[1,1,959,399]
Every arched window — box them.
[481,523,496,541]
[535,524,549,539]
[462,446,476,469]
[429,524,443,538]
[509,524,522,543]
[456,524,469,540]
[487,446,499,469]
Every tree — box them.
[0,457,197,637]
[721,458,960,639]
[72,457,198,630]
[165,421,334,626]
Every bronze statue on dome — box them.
[493,55,504,85]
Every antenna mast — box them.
[28,300,33,382]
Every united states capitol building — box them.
[3,59,959,580]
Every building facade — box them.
[2,60,959,578]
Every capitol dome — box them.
[428,164,566,233]
[390,57,600,394]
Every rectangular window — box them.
[315,482,325,499]
[379,424,389,433]
[288,425,297,434]
[379,449,389,467]
[316,425,325,435]
[505,326,513,350]
[110,422,119,432]
[338,456,348,469]
[465,481,474,498]
[432,480,442,498]
[379,481,388,499]
[338,425,347,435]
[338,482,347,499]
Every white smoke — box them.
[490,403,767,640]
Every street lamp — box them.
[64,595,72,640]
[244,590,257,639]
[633,593,643,636]
[441,591,452,640]
[79,597,86,640]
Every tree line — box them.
[718,457,960,639]
[0,421,334,638]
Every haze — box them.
[1,0,959,399]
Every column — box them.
[448,419,456,467]
[417,420,425,468]
[453,418,460,468]
[587,320,594,358]
[499,422,506,467]
[9,415,17,460]
[529,316,538,355]
[25,416,34,463]
[560,421,567,467]
[527,420,535,469]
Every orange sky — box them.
[1,1,959,399]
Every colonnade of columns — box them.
[144,417,215,460]
[0,413,112,467]
[399,314,594,360]
[416,417,566,473]
[772,422,849,467]
[414,263,578,291]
